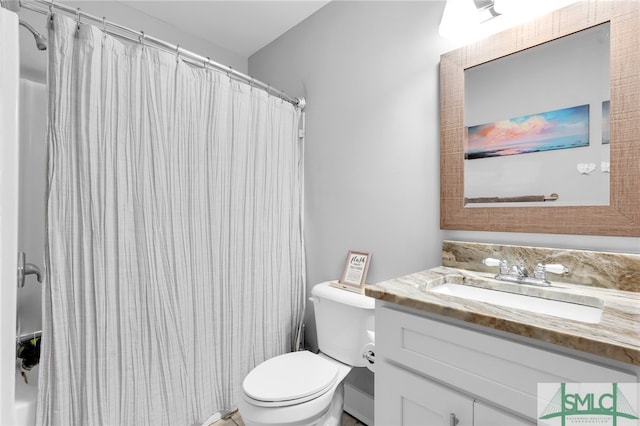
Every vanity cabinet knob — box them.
[450,413,460,426]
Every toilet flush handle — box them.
[308,296,319,304]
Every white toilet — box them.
[238,281,375,426]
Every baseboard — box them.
[344,382,374,426]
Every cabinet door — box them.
[473,401,534,426]
[376,361,473,426]
[376,305,638,420]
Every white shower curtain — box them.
[37,14,304,426]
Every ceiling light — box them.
[494,0,580,18]
[492,0,521,15]
[439,0,483,38]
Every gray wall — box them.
[249,0,639,350]
[250,1,453,349]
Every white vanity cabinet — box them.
[473,401,531,426]
[376,360,474,426]
[374,302,639,425]
[376,360,531,426]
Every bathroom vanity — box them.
[366,241,640,425]
[395,0,640,423]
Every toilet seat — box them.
[242,351,340,408]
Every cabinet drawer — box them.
[377,305,637,420]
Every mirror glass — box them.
[464,23,610,207]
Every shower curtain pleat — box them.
[37,14,304,426]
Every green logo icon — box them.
[539,383,639,425]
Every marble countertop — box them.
[365,267,640,366]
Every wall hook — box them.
[577,163,596,174]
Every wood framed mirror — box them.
[440,0,639,236]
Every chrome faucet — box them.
[482,258,568,287]
[509,260,528,279]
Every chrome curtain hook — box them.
[75,8,80,31]
[175,44,180,63]
[204,56,210,70]
[101,16,107,45]
[139,31,145,49]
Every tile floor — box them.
[212,410,365,426]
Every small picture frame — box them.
[335,250,371,293]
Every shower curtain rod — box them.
[17,0,305,109]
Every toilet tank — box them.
[311,282,375,367]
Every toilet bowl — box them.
[238,352,351,426]
[238,281,375,426]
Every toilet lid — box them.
[242,351,339,405]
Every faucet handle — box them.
[482,258,501,267]
[483,258,509,277]
[544,264,569,275]
[17,251,42,287]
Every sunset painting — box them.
[465,104,590,160]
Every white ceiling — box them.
[122,1,330,57]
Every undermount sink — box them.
[430,282,603,324]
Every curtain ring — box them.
[204,57,210,70]
[75,8,81,31]
[139,31,145,49]
[175,45,180,63]
[101,17,107,45]
[47,0,54,23]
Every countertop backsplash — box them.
[442,240,640,292]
